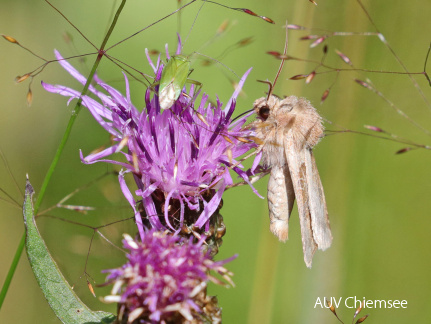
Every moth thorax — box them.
[281,96,324,149]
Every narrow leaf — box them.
[238,37,253,47]
[87,281,96,298]
[286,24,305,30]
[310,36,326,48]
[323,45,328,54]
[216,20,230,35]
[26,88,33,107]
[395,147,412,154]
[321,89,330,103]
[325,298,337,315]
[240,8,274,24]
[23,178,115,324]
[325,298,343,323]
[300,35,320,40]
[305,71,316,84]
[1,34,19,44]
[355,79,374,91]
[290,74,308,80]
[267,51,281,57]
[15,73,31,83]
[335,49,353,66]
[62,32,73,44]
[353,301,363,319]
[355,314,369,323]
[364,125,384,132]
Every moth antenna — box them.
[256,80,273,101]
[257,21,289,101]
[270,21,289,98]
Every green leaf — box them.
[23,177,116,324]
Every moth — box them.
[252,93,332,267]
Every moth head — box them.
[254,80,277,121]
[253,95,281,122]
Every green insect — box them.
[158,54,202,110]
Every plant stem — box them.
[0,0,127,310]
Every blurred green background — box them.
[1,0,431,323]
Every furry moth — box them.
[252,94,332,267]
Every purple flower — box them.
[42,47,261,240]
[103,231,236,323]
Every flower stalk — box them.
[0,0,128,310]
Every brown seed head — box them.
[355,314,369,323]
[15,74,31,83]
[217,20,230,35]
[2,34,19,44]
[321,89,330,104]
[305,71,316,84]
[26,88,33,107]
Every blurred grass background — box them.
[1,0,431,323]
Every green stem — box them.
[0,0,127,310]
[0,234,25,309]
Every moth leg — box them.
[267,164,295,242]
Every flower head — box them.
[103,231,235,323]
[42,45,261,240]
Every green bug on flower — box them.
[156,3,276,111]
[158,54,202,110]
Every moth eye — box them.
[259,106,270,120]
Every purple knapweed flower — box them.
[42,44,261,241]
[103,230,235,323]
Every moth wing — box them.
[305,149,332,250]
[284,136,317,268]
[267,164,295,242]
